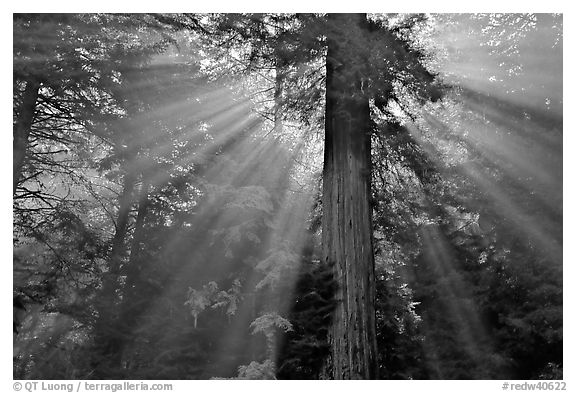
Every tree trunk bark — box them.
[114,177,150,371]
[101,170,137,302]
[13,79,40,194]
[92,169,136,377]
[321,13,378,380]
[122,177,149,302]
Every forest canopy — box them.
[12,13,562,380]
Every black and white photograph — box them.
[12,12,563,382]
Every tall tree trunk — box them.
[321,13,378,379]
[13,79,40,194]
[100,170,137,304]
[122,177,149,304]
[114,177,150,371]
[92,169,136,377]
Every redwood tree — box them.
[321,13,378,379]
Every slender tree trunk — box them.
[92,169,136,377]
[273,55,285,134]
[101,171,137,302]
[114,177,150,371]
[122,177,149,301]
[13,79,40,194]
[321,13,378,380]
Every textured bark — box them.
[13,79,40,194]
[321,13,378,379]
